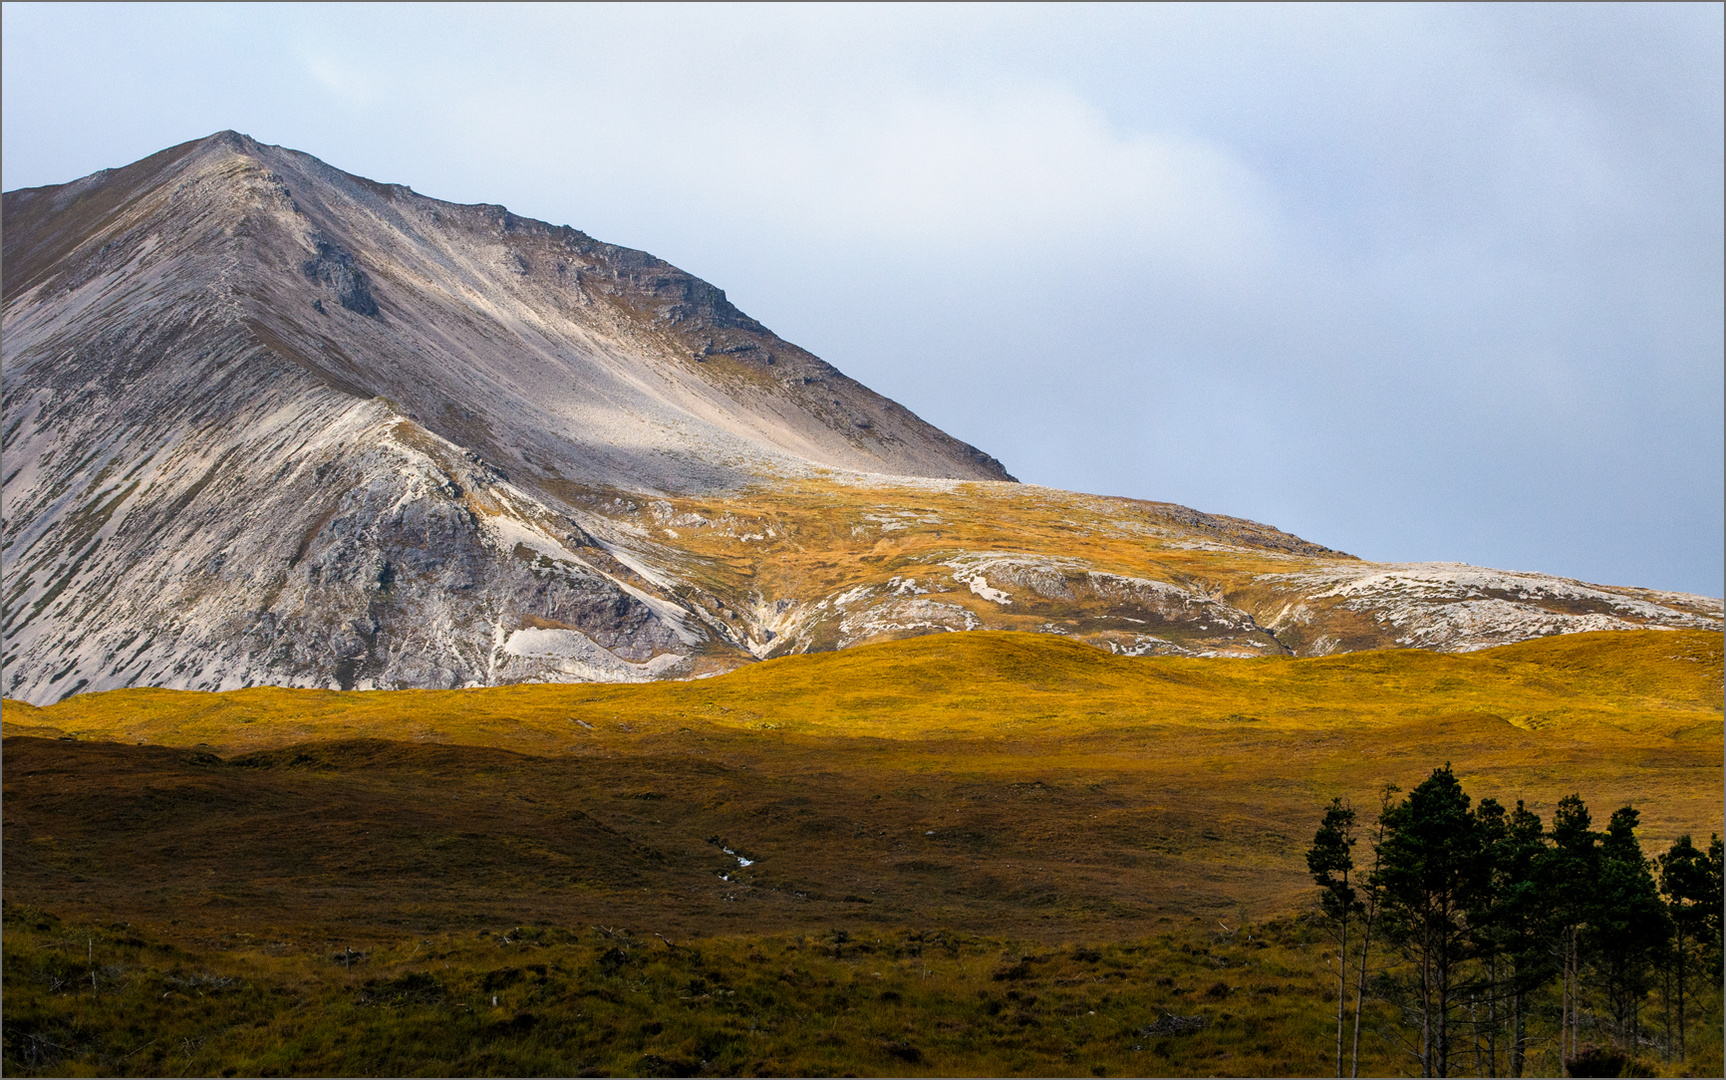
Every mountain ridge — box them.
[3,131,1016,487]
[3,133,1718,704]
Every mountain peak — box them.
[4,137,1714,705]
[5,133,1015,487]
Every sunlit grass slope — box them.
[8,627,1719,751]
[4,628,1719,933]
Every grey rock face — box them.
[301,236,378,317]
[2,131,1009,703]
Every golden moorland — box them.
[3,627,1720,1076]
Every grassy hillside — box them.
[3,628,1719,1075]
[4,628,1719,931]
[10,626,1721,748]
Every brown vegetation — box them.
[2,628,1720,1074]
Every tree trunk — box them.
[1562,932,1570,1065]
[1421,937,1434,1078]
[1337,915,1348,1077]
[1676,925,1686,1061]
[1436,926,1451,1079]
[1486,957,1499,1077]
[1661,954,1672,1063]
[1563,932,1573,1065]
[1574,932,1581,1063]
[1510,981,1525,1079]
[1350,898,1375,1078]
[1468,996,1483,1078]
[1351,806,1389,1080]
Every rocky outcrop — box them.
[300,236,378,317]
[1247,563,1723,655]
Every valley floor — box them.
[6,905,1719,1078]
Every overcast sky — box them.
[4,2,1721,595]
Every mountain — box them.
[3,132,1719,704]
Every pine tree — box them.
[1706,834,1724,971]
[1539,794,1599,1067]
[1657,834,1713,1060]
[1308,798,1360,1078]
[1348,784,1397,1079]
[1470,797,1554,1076]
[1469,798,1512,1076]
[1589,806,1670,1053]
[1374,764,1485,1078]
[1497,800,1554,1078]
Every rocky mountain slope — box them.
[4,133,1718,704]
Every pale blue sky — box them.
[4,2,1721,595]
